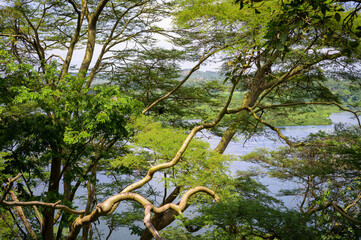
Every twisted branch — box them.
[68,187,219,240]
[67,82,237,239]
[0,200,85,215]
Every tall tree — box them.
[135,0,361,237]
[172,0,361,151]
[0,0,226,239]
[1,0,361,239]
[0,0,221,239]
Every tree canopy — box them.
[1,0,361,239]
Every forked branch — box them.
[67,81,237,239]
[68,187,219,240]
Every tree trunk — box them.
[82,164,98,240]
[139,65,270,239]
[56,168,73,240]
[42,156,62,240]
[215,89,263,153]
[139,187,180,240]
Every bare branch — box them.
[79,0,110,78]
[46,54,65,63]
[66,0,81,14]
[60,0,87,79]
[1,200,85,215]
[87,0,150,85]
[344,193,361,212]
[144,205,163,240]
[33,206,43,230]
[308,201,361,224]
[68,187,218,240]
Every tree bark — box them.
[9,191,37,240]
[55,167,73,240]
[79,0,110,84]
[82,163,98,240]
[42,156,62,240]
[139,187,181,240]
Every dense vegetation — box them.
[0,0,361,240]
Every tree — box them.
[0,52,143,239]
[175,0,361,151]
[1,0,361,239]
[241,123,361,239]
[0,0,225,239]
[144,0,361,237]
[161,174,316,240]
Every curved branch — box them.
[144,205,163,240]
[344,193,361,212]
[308,201,361,224]
[46,54,65,63]
[67,68,237,240]
[333,103,361,129]
[142,45,228,114]
[248,107,297,147]
[68,187,218,240]
[9,191,37,240]
[0,200,84,215]
[123,83,237,195]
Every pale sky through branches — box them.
[47,16,221,72]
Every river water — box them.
[103,112,359,239]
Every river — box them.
[102,112,359,239]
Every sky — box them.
[47,16,222,72]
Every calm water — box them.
[102,112,359,239]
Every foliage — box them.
[242,124,361,239]
[0,208,17,239]
[1,0,361,239]
[265,105,336,126]
[111,115,232,190]
[0,48,143,238]
[109,48,226,124]
[161,172,317,239]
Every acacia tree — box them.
[236,122,361,239]
[1,0,361,240]
[0,0,227,239]
[134,0,361,238]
